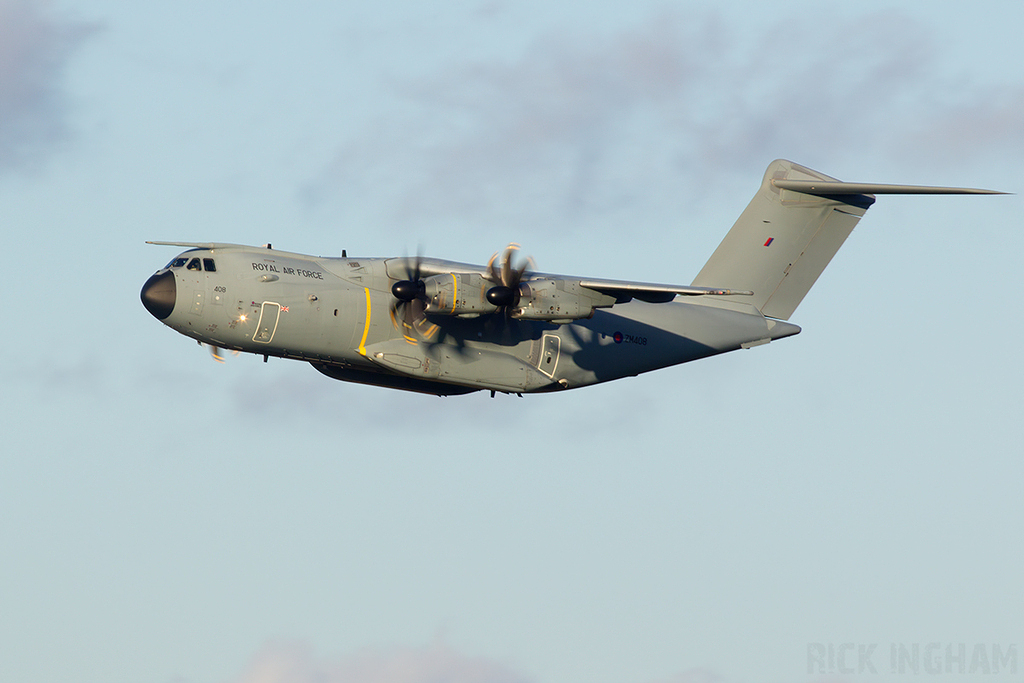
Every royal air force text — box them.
[252,263,323,279]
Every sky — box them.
[2,1,1023,682]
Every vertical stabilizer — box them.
[691,160,870,320]
[692,160,1002,320]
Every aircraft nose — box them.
[141,270,176,320]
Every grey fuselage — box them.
[141,244,799,396]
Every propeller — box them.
[202,342,238,363]
[389,254,438,343]
[486,243,533,313]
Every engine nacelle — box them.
[420,273,618,323]
[511,279,616,322]
[422,273,498,316]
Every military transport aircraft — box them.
[141,159,1001,396]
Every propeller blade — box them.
[500,245,514,288]
[389,250,433,343]
[487,251,501,284]
[205,343,237,363]
[485,243,532,313]
[515,255,535,284]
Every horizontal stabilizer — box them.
[773,180,1005,196]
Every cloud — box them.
[230,640,534,683]
[0,0,94,171]
[302,10,1019,233]
[904,86,1024,167]
[647,670,724,683]
[302,13,724,229]
[226,641,810,683]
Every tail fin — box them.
[691,159,1002,320]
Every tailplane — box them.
[691,159,1002,320]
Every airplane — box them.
[141,159,1002,397]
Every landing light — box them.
[239,314,247,322]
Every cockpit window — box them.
[203,258,216,272]
[187,258,202,271]
[168,257,189,268]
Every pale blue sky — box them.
[2,2,1023,683]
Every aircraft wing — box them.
[577,278,753,304]
[387,257,752,305]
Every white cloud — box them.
[230,640,534,683]
[647,670,724,683]
[303,10,1019,235]
[0,0,93,171]
[227,641,805,683]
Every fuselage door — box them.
[253,302,282,344]
[539,333,560,378]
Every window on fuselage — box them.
[203,258,216,272]
[168,257,189,268]
[187,258,201,271]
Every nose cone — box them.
[141,270,176,320]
